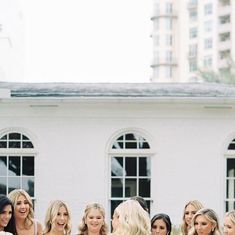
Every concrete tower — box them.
[151,0,235,82]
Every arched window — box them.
[0,132,35,198]
[109,131,153,219]
[225,139,235,211]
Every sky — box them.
[1,0,152,83]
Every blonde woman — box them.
[188,208,222,235]
[111,200,151,235]
[77,203,108,235]
[224,210,235,235]
[8,189,43,235]
[44,200,72,235]
[181,200,204,235]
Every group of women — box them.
[0,191,235,235]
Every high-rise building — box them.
[151,0,235,82]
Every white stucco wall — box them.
[0,97,234,232]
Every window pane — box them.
[139,179,151,197]
[226,179,235,198]
[125,142,137,149]
[0,157,7,176]
[225,201,235,212]
[139,157,151,176]
[125,133,136,141]
[8,177,21,192]
[125,179,137,197]
[9,141,21,148]
[9,133,21,140]
[117,136,123,140]
[23,141,34,148]
[22,177,34,197]
[139,141,150,149]
[23,157,34,176]
[22,135,29,140]
[111,157,123,176]
[0,177,7,194]
[0,134,7,140]
[9,157,20,176]
[111,179,123,197]
[111,200,123,222]
[112,142,123,149]
[126,158,136,176]
[0,141,7,148]
[227,159,235,176]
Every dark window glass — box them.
[125,142,137,149]
[228,139,235,149]
[111,157,123,176]
[126,158,136,176]
[22,135,29,140]
[0,157,7,176]
[9,133,21,140]
[111,179,123,197]
[23,142,34,148]
[112,142,123,149]
[227,159,235,176]
[139,179,151,197]
[9,141,21,148]
[0,142,7,148]
[125,133,136,141]
[139,142,150,149]
[22,177,34,197]
[0,134,7,140]
[9,156,20,176]
[23,157,34,175]
[125,179,137,197]
[0,177,7,194]
[139,157,151,176]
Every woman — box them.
[0,195,16,235]
[181,200,204,235]
[44,200,72,235]
[77,202,108,235]
[188,208,222,235]
[151,213,171,235]
[8,189,42,235]
[111,200,151,235]
[224,210,235,235]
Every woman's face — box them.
[194,215,215,235]
[0,204,12,231]
[184,204,197,227]
[151,219,168,235]
[51,206,68,233]
[112,211,119,232]
[14,194,30,220]
[224,216,235,235]
[86,208,104,233]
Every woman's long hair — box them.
[0,195,17,235]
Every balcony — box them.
[151,9,177,20]
[151,57,177,67]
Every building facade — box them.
[151,0,235,82]
[0,82,235,232]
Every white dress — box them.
[0,232,13,235]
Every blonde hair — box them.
[8,189,34,229]
[77,202,108,235]
[112,200,151,235]
[44,200,72,235]
[189,208,222,235]
[181,200,204,235]
[225,210,235,225]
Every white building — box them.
[0,82,235,231]
[151,0,235,82]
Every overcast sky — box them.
[7,0,152,83]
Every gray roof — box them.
[1,81,235,98]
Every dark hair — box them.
[0,195,17,235]
[130,196,149,213]
[151,213,172,235]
